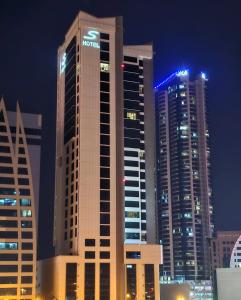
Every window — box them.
[0,276,17,284]
[20,189,30,196]
[21,265,33,272]
[0,242,18,250]
[100,225,110,236]
[100,239,110,247]
[20,288,32,295]
[21,221,32,228]
[100,251,110,259]
[100,51,109,62]
[0,288,17,296]
[100,32,109,40]
[85,251,95,259]
[0,254,18,261]
[0,231,18,238]
[126,251,141,259]
[100,179,110,189]
[125,233,140,240]
[0,198,16,206]
[100,63,110,72]
[145,265,155,299]
[100,92,109,103]
[85,239,95,247]
[22,242,33,250]
[18,178,29,185]
[100,214,110,224]
[126,264,137,298]
[100,190,110,201]
[125,222,140,229]
[100,202,110,212]
[21,210,32,217]
[22,254,33,261]
[125,211,139,218]
[66,263,77,300]
[0,209,17,217]
[20,199,31,206]
[21,276,32,284]
[85,263,95,299]
[100,263,110,300]
[100,135,110,145]
[21,231,33,239]
[127,112,137,120]
[0,265,18,272]
[100,113,110,124]
[100,168,110,178]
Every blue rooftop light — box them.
[176,70,189,77]
[154,69,189,89]
[201,72,207,80]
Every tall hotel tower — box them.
[123,46,156,245]
[38,12,162,300]
[155,70,214,282]
[0,99,42,299]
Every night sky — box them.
[0,0,241,259]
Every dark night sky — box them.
[0,0,241,258]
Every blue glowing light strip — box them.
[154,69,189,89]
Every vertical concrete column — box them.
[95,262,100,299]
[78,262,85,300]
[136,264,145,300]
[154,264,160,299]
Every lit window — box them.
[0,242,18,250]
[127,112,136,120]
[20,199,31,206]
[125,211,139,218]
[0,198,16,206]
[100,63,110,72]
[21,210,32,217]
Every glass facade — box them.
[155,72,213,281]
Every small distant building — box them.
[230,234,241,268]
[216,234,241,300]
[211,231,241,270]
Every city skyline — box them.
[0,0,240,261]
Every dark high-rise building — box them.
[0,98,42,299]
[155,70,214,282]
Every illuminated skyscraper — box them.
[38,12,161,300]
[0,98,42,299]
[155,70,214,282]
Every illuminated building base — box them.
[37,244,162,300]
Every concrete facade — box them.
[217,268,241,300]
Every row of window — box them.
[0,209,32,217]
[0,287,32,296]
[85,239,110,247]
[0,276,32,284]
[0,198,31,206]
[85,251,110,259]
[0,242,33,250]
